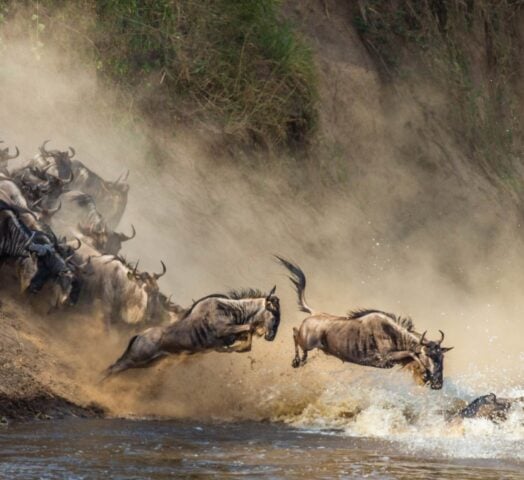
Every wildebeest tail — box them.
[275,256,314,314]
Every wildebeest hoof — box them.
[291,358,300,368]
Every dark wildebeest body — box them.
[458,393,524,422]
[0,177,76,303]
[0,200,76,308]
[10,141,75,211]
[104,288,281,377]
[277,257,453,389]
[70,160,129,229]
[26,140,75,182]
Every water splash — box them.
[269,370,524,461]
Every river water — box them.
[0,418,521,479]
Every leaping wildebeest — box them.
[103,287,281,377]
[276,257,453,389]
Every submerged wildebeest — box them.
[276,257,453,389]
[103,287,281,377]
[456,393,524,423]
[70,160,129,229]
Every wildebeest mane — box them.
[179,293,230,319]
[227,288,267,300]
[346,308,414,332]
[180,289,268,319]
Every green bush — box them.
[94,0,317,147]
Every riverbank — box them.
[0,283,106,422]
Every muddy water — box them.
[0,419,521,479]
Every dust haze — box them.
[1,16,523,422]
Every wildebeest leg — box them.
[215,324,252,338]
[300,349,308,366]
[102,328,166,379]
[376,350,415,368]
[292,327,301,368]
[216,331,253,353]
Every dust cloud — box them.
[0,7,523,432]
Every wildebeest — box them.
[0,177,79,306]
[49,191,135,255]
[27,140,75,182]
[103,287,281,377]
[9,141,75,210]
[0,199,77,309]
[70,160,129,229]
[277,257,453,389]
[457,393,524,422]
[0,141,19,175]
[72,248,177,328]
[0,201,47,259]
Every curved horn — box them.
[68,146,76,158]
[154,260,166,279]
[419,331,427,345]
[267,285,276,298]
[6,146,19,160]
[115,168,130,184]
[438,330,445,346]
[39,140,51,156]
[118,224,136,242]
[76,255,92,272]
[72,237,82,251]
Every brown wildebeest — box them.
[277,257,453,389]
[103,287,281,378]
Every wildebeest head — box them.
[0,141,20,163]
[38,140,75,183]
[128,260,166,295]
[257,286,280,341]
[104,224,136,255]
[409,330,453,390]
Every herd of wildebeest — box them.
[0,139,521,423]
